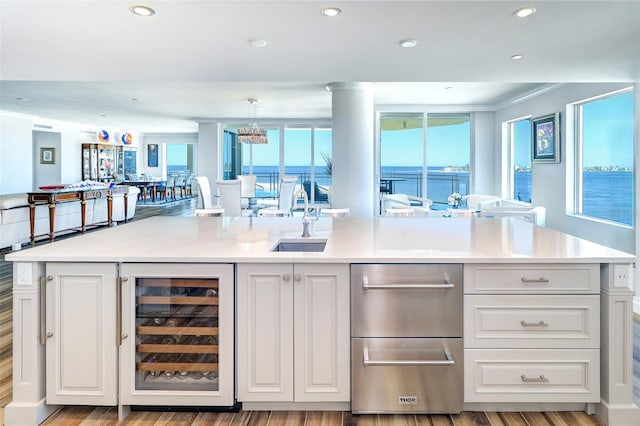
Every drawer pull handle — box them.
[520,320,548,327]
[521,374,548,383]
[520,277,549,284]
[363,346,455,366]
[362,275,454,290]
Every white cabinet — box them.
[463,264,600,404]
[237,263,350,403]
[44,263,117,405]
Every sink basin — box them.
[271,239,327,252]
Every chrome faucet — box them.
[296,188,317,238]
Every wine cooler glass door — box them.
[135,276,220,391]
[120,263,234,406]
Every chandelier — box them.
[238,98,268,144]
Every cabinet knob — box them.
[121,277,129,282]
[294,274,302,282]
[46,275,53,281]
[282,274,291,281]
[121,333,128,340]
[46,332,53,338]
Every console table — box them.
[27,186,129,245]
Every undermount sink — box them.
[271,238,327,252]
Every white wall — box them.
[495,83,636,254]
[0,113,33,194]
[33,130,62,188]
[471,111,496,194]
[0,111,144,194]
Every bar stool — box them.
[319,208,350,217]
[194,208,225,217]
[385,207,415,217]
[258,209,288,217]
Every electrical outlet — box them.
[16,263,33,285]
[614,264,630,288]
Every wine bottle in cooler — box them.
[159,335,180,379]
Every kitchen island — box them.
[4,216,638,425]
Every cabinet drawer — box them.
[464,264,599,294]
[464,349,599,403]
[464,295,599,349]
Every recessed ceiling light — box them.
[399,39,418,48]
[16,97,28,101]
[511,54,524,60]
[321,7,342,17]
[130,5,155,16]
[249,39,268,47]
[513,6,536,18]
[131,98,141,102]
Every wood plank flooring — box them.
[1,197,639,425]
[36,406,607,426]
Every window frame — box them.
[503,115,532,203]
[571,87,634,227]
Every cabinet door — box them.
[45,263,117,405]
[237,263,294,401]
[119,263,235,406]
[293,264,350,402]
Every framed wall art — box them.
[40,147,56,165]
[532,112,560,163]
[147,143,158,167]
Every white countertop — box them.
[6,216,635,263]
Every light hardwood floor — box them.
[1,197,638,425]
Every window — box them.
[222,123,331,202]
[380,113,424,198]
[166,144,194,174]
[506,118,532,202]
[426,114,471,205]
[379,113,471,210]
[574,89,634,225]
[282,126,332,204]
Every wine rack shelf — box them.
[134,277,221,390]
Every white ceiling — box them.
[0,0,638,132]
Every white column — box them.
[327,83,375,217]
[197,121,222,187]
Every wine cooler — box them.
[119,263,235,407]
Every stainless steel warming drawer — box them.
[351,264,463,414]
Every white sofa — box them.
[478,199,546,226]
[0,185,139,250]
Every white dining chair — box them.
[258,209,288,217]
[237,175,257,209]
[259,175,298,216]
[319,208,350,217]
[215,179,243,217]
[195,176,215,209]
[385,207,416,217]
[194,208,224,217]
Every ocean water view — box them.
[217,165,632,225]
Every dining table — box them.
[121,178,165,203]
[244,189,278,216]
[380,177,406,194]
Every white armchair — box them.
[464,194,502,210]
[381,194,432,216]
